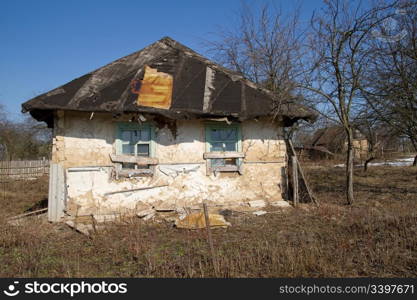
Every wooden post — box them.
[203,202,218,277]
[91,214,97,234]
[48,163,66,222]
[291,156,299,206]
[284,164,290,201]
[288,140,319,205]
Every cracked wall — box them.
[53,111,287,216]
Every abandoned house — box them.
[297,126,368,160]
[21,37,316,222]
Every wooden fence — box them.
[0,159,50,180]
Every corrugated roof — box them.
[22,37,317,126]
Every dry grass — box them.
[0,166,416,277]
[0,175,48,218]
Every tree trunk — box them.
[346,131,354,205]
[364,156,375,172]
[411,138,417,167]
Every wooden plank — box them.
[284,164,290,201]
[48,163,57,222]
[8,208,48,221]
[117,168,154,177]
[237,159,243,175]
[292,156,299,206]
[203,152,245,159]
[110,154,158,165]
[67,167,101,172]
[48,163,66,222]
[203,202,218,276]
[288,140,319,205]
[205,160,211,176]
[56,164,66,220]
[212,165,239,172]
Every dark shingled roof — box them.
[22,37,317,127]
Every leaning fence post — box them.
[292,156,299,206]
[203,202,218,277]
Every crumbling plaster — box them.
[52,111,288,216]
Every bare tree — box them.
[361,0,417,166]
[0,104,11,160]
[206,1,303,103]
[298,0,398,204]
[0,105,51,160]
[206,0,409,204]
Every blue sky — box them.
[0,0,323,120]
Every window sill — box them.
[110,154,158,166]
[203,151,245,159]
[204,152,244,175]
[212,165,240,172]
[110,154,158,179]
[118,169,154,178]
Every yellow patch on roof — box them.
[134,65,173,109]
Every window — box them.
[114,123,157,176]
[120,127,151,157]
[204,123,244,174]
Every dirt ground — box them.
[0,165,416,277]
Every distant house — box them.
[299,126,368,160]
[22,37,316,222]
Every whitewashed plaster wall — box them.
[52,111,287,216]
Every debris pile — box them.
[7,199,294,236]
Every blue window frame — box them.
[205,123,242,169]
[115,123,156,169]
